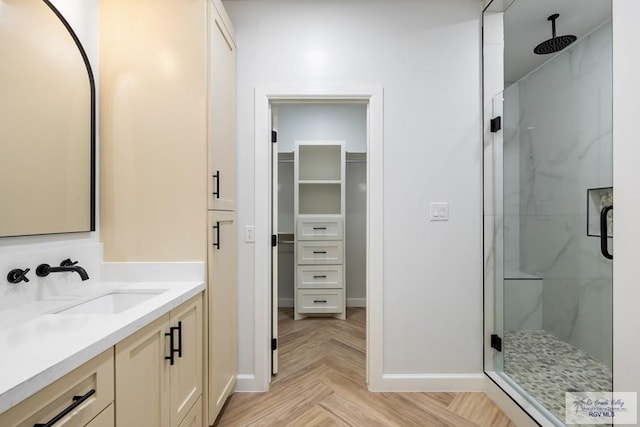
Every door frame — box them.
[253,85,384,391]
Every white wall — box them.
[612,0,640,405]
[225,0,484,388]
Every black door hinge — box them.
[491,334,502,352]
[490,116,502,133]
[272,234,277,247]
[271,338,278,351]
[271,130,278,143]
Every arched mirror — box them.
[0,0,95,237]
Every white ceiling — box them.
[504,0,611,85]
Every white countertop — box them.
[0,280,205,414]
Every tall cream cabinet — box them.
[100,0,237,424]
[208,0,237,424]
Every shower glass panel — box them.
[487,0,613,424]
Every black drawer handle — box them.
[33,389,96,427]
[313,275,327,279]
[212,171,220,199]
[313,251,327,254]
[312,227,327,230]
[213,221,221,250]
[313,299,328,303]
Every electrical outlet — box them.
[429,202,449,221]
[245,225,255,242]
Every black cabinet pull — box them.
[313,275,327,279]
[165,324,181,365]
[213,221,221,250]
[177,321,183,358]
[600,205,613,260]
[312,227,327,230]
[313,300,328,303]
[313,251,327,254]
[165,329,176,365]
[33,389,95,427]
[212,171,220,199]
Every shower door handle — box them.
[600,205,613,260]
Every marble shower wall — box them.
[504,21,613,367]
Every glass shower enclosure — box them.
[483,0,613,425]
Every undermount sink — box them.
[55,290,166,315]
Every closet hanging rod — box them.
[279,240,295,244]
[279,159,366,163]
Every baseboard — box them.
[371,373,485,392]
[279,297,366,308]
[278,298,294,307]
[234,374,264,392]
[346,298,366,307]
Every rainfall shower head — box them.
[534,14,577,55]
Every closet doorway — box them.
[272,102,367,375]
[253,86,383,392]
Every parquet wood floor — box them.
[214,308,515,427]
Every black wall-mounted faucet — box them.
[36,259,89,281]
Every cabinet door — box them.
[86,403,114,427]
[208,1,236,211]
[170,295,203,427]
[178,397,202,427]
[207,210,237,424]
[115,314,170,427]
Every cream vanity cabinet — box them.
[0,350,114,427]
[294,142,346,320]
[115,295,203,427]
[207,210,237,423]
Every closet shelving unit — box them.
[294,141,346,320]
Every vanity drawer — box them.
[0,349,114,427]
[297,265,343,289]
[297,289,343,313]
[297,241,343,265]
[297,218,342,240]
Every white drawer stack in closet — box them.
[296,217,344,316]
[294,141,346,320]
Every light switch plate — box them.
[245,225,255,242]
[429,202,449,221]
